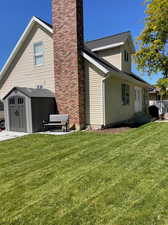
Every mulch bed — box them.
[89,126,135,134]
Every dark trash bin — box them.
[148,105,159,119]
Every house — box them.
[0,0,151,132]
[149,87,168,115]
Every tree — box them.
[156,78,168,97]
[135,0,168,77]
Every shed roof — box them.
[3,87,55,100]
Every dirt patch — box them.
[89,127,135,134]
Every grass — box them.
[0,123,168,225]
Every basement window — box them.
[122,84,130,105]
[34,42,44,66]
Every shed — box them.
[3,87,57,133]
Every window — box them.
[37,85,43,89]
[124,50,129,62]
[9,98,15,105]
[18,98,24,105]
[34,42,44,66]
[122,84,130,105]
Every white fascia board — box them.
[92,42,124,52]
[82,52,109,74]
[0,17,53,80]
[33,17,53,34]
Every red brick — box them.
[52,0,85,130]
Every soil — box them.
[89,126,135,134]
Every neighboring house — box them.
[149,87,168,114]
[0,0,151,132]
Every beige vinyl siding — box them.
[0,24,54,100]
[85,61,104,127]
[105,76,135,125]
[97,47,122,70]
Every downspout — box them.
[102,78,106,127]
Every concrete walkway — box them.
[39,130,75,135]
[0,131,28,142]
[0,130,74,142]
[155,120,168,123]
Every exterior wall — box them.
[121,40,132,73]
[104,76,148,125]
[97,47,122,70]
[0,24,55,100]
[85,61,103,128]
[105,76,134,125]
[52,0,85,130]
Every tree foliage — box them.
[155,78,168,96]
[135,0,168,77]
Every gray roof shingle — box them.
[85,31,131,50]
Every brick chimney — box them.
[52,0,85,130]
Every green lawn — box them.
[0,123,168,225]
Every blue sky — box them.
[0,0,161,84]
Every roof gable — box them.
[0,17,53,83]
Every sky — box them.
[0,0,162,84]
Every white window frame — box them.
[33,42,44,66]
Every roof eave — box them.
[92,42,125,52]
[82,51,109,75]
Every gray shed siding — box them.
[31,98,57,132]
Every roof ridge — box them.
[86,31,131,44]
[35,16,52,28]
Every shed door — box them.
[8,96,27,132]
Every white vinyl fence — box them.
[149,100,168,114]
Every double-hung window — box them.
[122,84,130,105]
[34,42,44,66]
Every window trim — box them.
[33,42,44,66]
